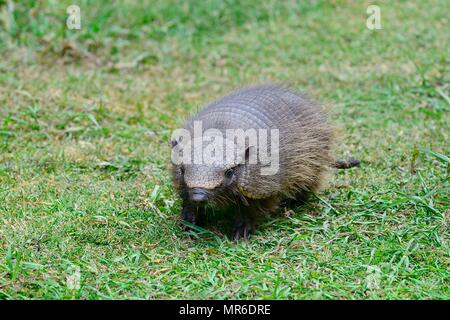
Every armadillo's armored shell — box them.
[183,84,334,199]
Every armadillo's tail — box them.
[332,158,360,169]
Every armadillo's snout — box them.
[190,188,209,202]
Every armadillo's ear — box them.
[244,147,250,161]
[244,146,257,164]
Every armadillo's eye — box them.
[224,168,234,180]
[180,166,185,175]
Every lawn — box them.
[0,0,448,299]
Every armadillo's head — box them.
[171,134,249,205]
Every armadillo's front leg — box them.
[181,205,196,225]
[232,197,278,241]
[232,215,251,241]
[232,209,255,241]
[181,203,205,227]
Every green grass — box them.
[0,0,448,299]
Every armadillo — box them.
[171,84,359,240]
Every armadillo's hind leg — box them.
[280,190,312,209]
